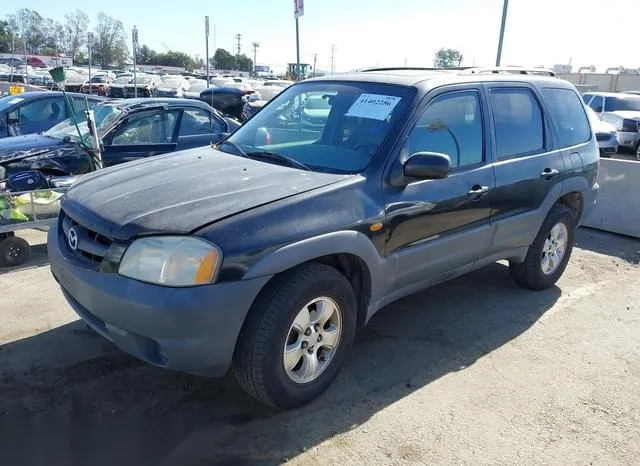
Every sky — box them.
[2,0,639,73]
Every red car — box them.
[80,74,114,96]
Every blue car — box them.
[0,98,241,178]
[0,91,104,138]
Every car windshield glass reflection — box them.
[224,82,414,173]
[44,104,124,147]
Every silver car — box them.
[585,106,618,157]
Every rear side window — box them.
[541,88,591,148]
[490,88,544,159]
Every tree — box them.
[213,48,235,69]
[92,13,129,68]
[63,10,89,62]
[137,44,157,65]
[433,48,463,68]
[7,9,47,54]
[0,20,11,53]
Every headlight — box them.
[119,236,222,287]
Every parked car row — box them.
[582,91,640,160]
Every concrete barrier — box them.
[583,158,640,238]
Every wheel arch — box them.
[242,231,386,329]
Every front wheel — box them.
[234,263,357,409]
[509,204,575,290]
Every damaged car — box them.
[0,98,240,179]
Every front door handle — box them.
[540,168,559,179]
[467,185,490,199]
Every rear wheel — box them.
[234,263,356,409]
[0,236,31,267]
[509,204,575,290]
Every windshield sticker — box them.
[7,97,25,105]
[346,94,402,120]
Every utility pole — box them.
[495,0,509,66]
[235,33,242,71]
[311,53,317,77]
[252,42,259,75]
[132,26,139,97]
[294,0,304,81]
[10,33,14,83]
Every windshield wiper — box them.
[214,140,249,158]
[62,135,94,155]
[245,150,311,171]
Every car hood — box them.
[0,134,68,163]
[592,118,617,133]
[605,110,640,120]
[61,148,352,240]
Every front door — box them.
[383,86,495,293]
[101,110,179,166]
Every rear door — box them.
[383,85,496,293]
[485,84,567,255]
[101,109,179,166]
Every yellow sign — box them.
[9,86,24,95]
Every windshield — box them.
[132,76,153,84]
[90,75,108,83]
[161,77,182,88]
[44,104,124,147]
[606,96,640,112]
[114,76,132,84]
[188,81,207,92]
[225,82,414,173]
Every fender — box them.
[242,230,389,309]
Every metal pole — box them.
[23,38,29,90]
[10,34,14,83]
[495,0,509,66]
[205,16,210,88]
[295,17,300,81]
[88,41,91,94]
[132,26,138,98]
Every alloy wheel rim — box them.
[283,296,342,384]
[541,222,568,275]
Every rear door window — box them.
[17,97,67,123]
[541,88,591,148]
[489,88,545,159]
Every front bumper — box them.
[48,227,271,376]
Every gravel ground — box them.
[0,228,638,466]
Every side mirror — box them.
[403,152,451,180]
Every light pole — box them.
[252,42,259,75]
[132,26,138,97]
[294,0,304,80]
[495,0,509,66]
[205,16,210,88]
[87,32,94,94]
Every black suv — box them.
[49,67,599,409]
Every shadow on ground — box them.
[0,262,561,466]
[576,227,640,265]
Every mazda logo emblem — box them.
[68,227,79,251]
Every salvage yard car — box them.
[0,98,240,177]
[49,67,599,409]
[0,92,104,138]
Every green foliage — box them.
[213,48,253,71]
[433,48,464,68]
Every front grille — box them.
[596,132,612,142]
[60,209,113,265]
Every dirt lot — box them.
[0,228,639,466]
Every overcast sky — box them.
[2,0,638,72]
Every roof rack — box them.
[359,66,473,73]
[462,67,558,77]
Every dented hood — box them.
[61,147,351,240]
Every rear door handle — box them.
[540,168,559,179]
[467,185,490,199]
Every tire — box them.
[0,236,31,267]
[234,263,357,409]
[509,204,575,290]
[635,141,640,161]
